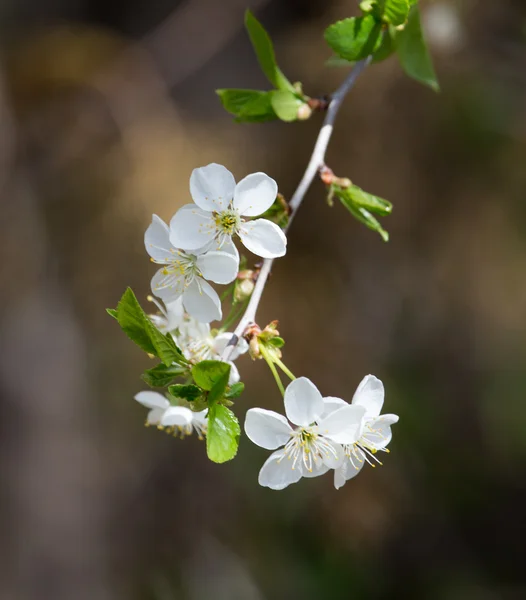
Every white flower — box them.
[145,214,239,323]
[170,163,287,259]
[148,295,185,333]
[177,318,248,384]
[162,406,208,440]
[134,391,207,439]
[328,375,399,490]
[244,377,365,490]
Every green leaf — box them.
[141,363,187,387]
[324,15,382,62]
[192,360,231,392]
[373,28,396,62]
[113,288,185,366]
[345,185,393,216]
[341,199,389,242]
[206,404,240,463]
[245,10,295,93]
[270,90,303,122]
[378,0,410,26]
[395,6,439,92]
[216,89,278,123]
[225,382,245,399]
[106,308,118,320]
[260,197,289,228]
[167,384,203,402]
[268,336,285,348]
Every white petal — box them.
[321,396,348,419]
[320,440,344,469]
[161,406,194,427]
[258,450,302,490]
[352,374,385,418]
[147,407,165,425]
[211,333,248,361]
[182,278,222,323]
[196,250,239,285]
[238,218,287,259]
[151,267,185,301]
[318,405,366,444]
[284,377,324,427]
[362,414,399,450]
[164,297,185,329]
[301,458,330,479]
[244,408,292,450]
[233,172,278,217]
[334,466,347,490]
[218,236,240,261]
[227,361,240,385]
[333,459,364,489]
[144,215,174,263]
[190,163,236,212]
[135,391,170,410]
[169,204,217,251]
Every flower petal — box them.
[196,250,239,285]
[135,391,169,410]
[284,377,324,427]
[334,458,364,489]
[227,361,240,385]
[151,267,185,301]
[321,396,348,419]
[190,163,236,212]
[218,236,240,261]
[258,449,302,490]
[182,278,221,323]
[147,408,165,425]
[212,332,248,361]
[351,374,385,418]
[245,408,292,450]
[170,204,217,250]
[301,458,330,478]
[238,218,287,259]
[144,214,174,263]
[233,172,278,217]
[318,405,366,444]
[320,440,344,469]
[362,414,399,450]
[161,406,193,427]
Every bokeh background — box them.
[1,0,525,598]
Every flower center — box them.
[163,252,201,284]
[343,422,390,470]
[215,209,241,235]
[281,426,339,472]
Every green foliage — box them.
[375,0,410,26]
[192,360,231,392]
[324,15,382,62]
[109,288,186,367]
[245,10,295,93]
[395,6,439,91]
[206,404,241,463]
[268,336,285,348]
[225,382,245,399]
[216,89,277,123]
[336,185,390,241]
[106,308,118,320]
[260,196,289,228]
[270,90,304,122]
[168,384,202,402]
[142,363,188,387]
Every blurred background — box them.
[1,0,525,598]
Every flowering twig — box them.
[222,57,372,361]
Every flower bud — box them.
[297,103,313,121]
[234,278,255,303]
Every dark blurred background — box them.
[1,0,525,598]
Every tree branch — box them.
[223,57,371,361]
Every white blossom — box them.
[325,375,399,490]
[145,214,239,323]
[170,163,287,259]
[134,391,177,426]
[148,295,185,333]
[162,406,208,440]
[244,377,365,490]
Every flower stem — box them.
[219,298,249,333]
[273,357,296,381]
[260,345,285,396]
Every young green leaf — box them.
[113,288,186,366]
[106,308,118,320]
[345,185,393,216]
[324,15,382,62]
[339,196,389,241]
[141,363,188,387]
[225,382,245,399]
[245,10,295,93]
[373,28,396,62]
[377,0,410,26]
[268,336,285,348]
[168,384,203,402]
[216,89,278,122]
[206,404,241,463]
[270,90,303,122]
[395,6,439,91]
[192,360,231,392]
